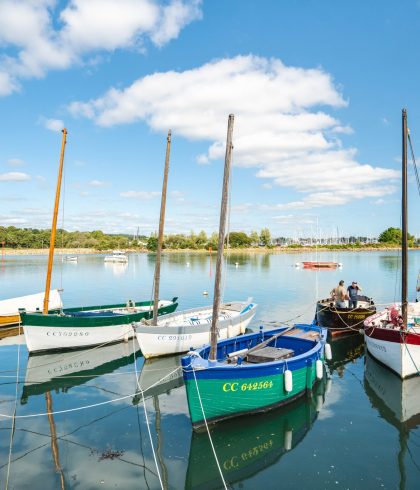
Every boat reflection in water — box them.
[364,354,420,489]
[134,354,183,400]
[327,333,364,378]
[185,379,328,489]
[21,341,141,403]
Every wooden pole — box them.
[43,129,67,314]
[209,115,234,361]
[402,109,408,326]
[152,130,171,325]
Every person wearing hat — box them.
[347,281,362,309]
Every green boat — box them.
[21,297,178,353]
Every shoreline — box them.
[1,246,409,256]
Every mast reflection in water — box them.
[364,354,420,490]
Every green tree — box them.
[378,227,414,244]
[259,228,271,246]
[147,236,158,251]
[249,230,259,246]
[227,231,251,248]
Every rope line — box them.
[5,323,22,489]
[132,336,164,490]
[192,367,228,490]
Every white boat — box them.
[364,303,420,378]
[0,290,62,328]
[62,255,78,262]
[104,250,128,263]
[135,299,257,359]
[364,111,420,379]
[21,298,178,353]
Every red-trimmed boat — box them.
[364,109,420,379]
[302,261,341,269]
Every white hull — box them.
[136,301,257,359]
[23,323,135,353]
[364,303,420,378]
[0,289,62,318]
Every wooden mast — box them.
[402,109,408,326]
[209,114,234,361]
[43,128,67,315]
[152,130,171,325]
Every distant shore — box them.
[1,245,409,256]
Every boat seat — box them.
[247,347,294,363]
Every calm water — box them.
[1,251,420,489]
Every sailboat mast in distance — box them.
[43,128,67,315]
[209,114,234,361]
[153,130,171,325]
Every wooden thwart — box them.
[247,346,294,363]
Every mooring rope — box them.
[5,323,22,489]
[132,336,164,490]
[192,367,228,490]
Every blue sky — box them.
[0,0,419,239]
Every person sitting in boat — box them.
[347,281,362,309]
[330,280,348,308]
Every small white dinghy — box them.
[135,299,257,359]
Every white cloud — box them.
[43,118,65,132]
[69,55,398,209]
[120,190,160,199]
[7,158,25,166]
[0,172,31,181]
[0,0,202,95]
[88,179,108,187]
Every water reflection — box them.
[104,261,128,276]
[21,342,140,403]
[364,354,420,490]
[379,254,401,272]
[185,379,328,489]
[327,334,365,378]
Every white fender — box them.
[316,359,324,379]
[325,378,332,394]
[284,369,293,392]
[324,343,332,361]
[316,394,323,412]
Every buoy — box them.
[284,430,293,451]
[284,369,293,392]
[316,394,323,412]
[203,290,208,296]
[316,359,323,379]
[186,262,190,267]
[235,262,239,267]
[324,343,332,361]
[294,262,300,267]
[338,263,343,268]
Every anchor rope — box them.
[192,367,228,490]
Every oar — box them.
[228,326,294,360]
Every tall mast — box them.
[152,130,171,325]
[43,129,67,315]
[209,114,234,361]
[402,109,408,326]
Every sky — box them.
[1,0,420,239]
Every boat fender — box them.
[123,333,129,343]
[359,328,364,335]
[284,369,293,392]
[284,430,293,450]
[316,359,323,379]
[324,343,332,361]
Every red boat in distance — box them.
[301,261,341,269]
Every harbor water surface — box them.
[1,251,419,489]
